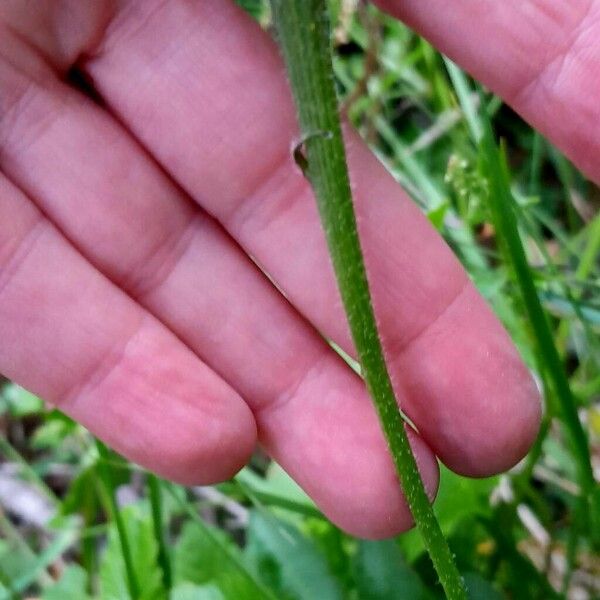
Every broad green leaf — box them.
[0,539,33,597]
[0,520,78,599]
[245,510,343,600]
[463,572,504,600]
[170,583,224,600]
[2,384,42,417]
[173,521,230,585]
[353,539,430,600]
[433,468,497,529]
[236,464,321,523]
[263,462,313,506]
[303,520,352,591]
[400,466,496,562]
[42,565,91,600]
[235,0,266,20]
[32,419,76,450]
[173,521,264,600]
[99,505,165,600]
[60,466,98,517]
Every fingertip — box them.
[326,430,439,540]
[257,353,440,540]
[446,371,542,478]
[156,395,258,486]
[334,428,440,540]
[397,284,542,478]
[67,318,259,486]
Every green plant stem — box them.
[270,2,467,598]
[96,441,140,600]
[147,474,172,591]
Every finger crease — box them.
[513,0,596,106]
[257,349,329,416]
[59,314,146,412]
[222,148,307,240]
[386,277,470,361]
[122,212,201,301]
[0,215,46,301]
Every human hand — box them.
[0,0,553,538]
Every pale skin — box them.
[2,0,594,539]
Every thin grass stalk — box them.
[443,58,482,143]
[0,435,58,505]
[444,67,595,498]
[477,113,595,498]
[96,441,140,600]
[270,2,467,598]
[481,130,595,593]
[0,511,53,588]
[234,471,326,520]
[528,131,545,197]
[577,211,600,281]
[147,474,172,591]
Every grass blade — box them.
[95,441,140,600]
[477,107,595,496]
[148,474,172,592]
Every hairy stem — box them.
[270,2,467,598]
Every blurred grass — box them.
[0,1,598,599]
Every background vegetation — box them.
[0,1,598,598]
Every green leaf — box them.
[173,521,261,600]
[173,522,229,585]
[60,466,98,517]
[400,467,497,562]
[303,521,352,591]
[235,464,321,523]
[170,583,224,600]
[245,510,343,600]
[2,384,42,417]
[463,573,504,600]
[0,519,79,599]
[42,565,91,600]
[433,468,497,531]
[353,539,430,600]
[99,505,165,600]
[426,201,449,230]
[0,539,33,594]
[31,419,75,450]
[235,0,266,20]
